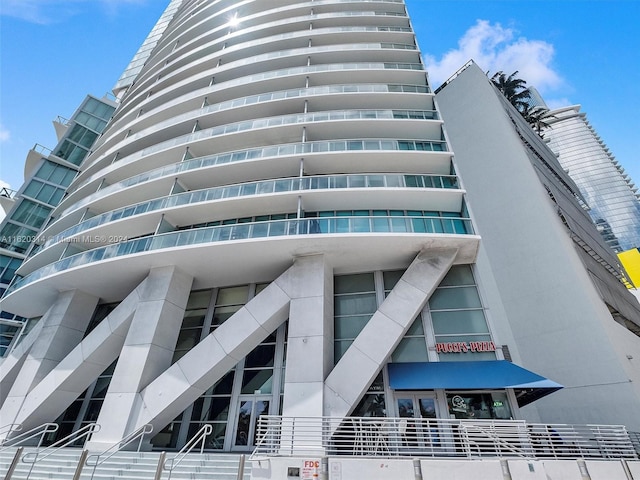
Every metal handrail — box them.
[85,424,153,479]
[0,424,57,453]
[459,422,529,458]
[0,424,22,444]
[22,423,100,467]
[252,416,638,460]
[163,424,213,480]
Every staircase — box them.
[0,448,251,480]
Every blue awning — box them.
[387,361,562,407]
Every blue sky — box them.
[1,0,638,194]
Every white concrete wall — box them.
[583,460,631,480]
[419,459,504,480]
[251,457,640,480]
[436,62,640,430]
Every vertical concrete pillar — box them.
[280,254,333,418]
[278,254,333,455]
[86,266,193,450]
[0,289,98,426]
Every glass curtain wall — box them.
[337,265,496,418]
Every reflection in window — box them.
[446,392,511,419]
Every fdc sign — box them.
[301,459,320,479]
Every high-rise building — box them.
[0,95,116,358]
[436,61,640,428]
[543,105,640,252]
[1,1,639,459]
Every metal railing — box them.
[252,416,638,460]
[0,187,17,199]
[630,431,640,455]
[0,423,57,453]
[8,213,472,295]
[21,423,99,479]
[43,173,459,250]
[0,425,22,445]
[85,424,153,480]
[163,424,212,480]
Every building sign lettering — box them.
[436,341,496,353]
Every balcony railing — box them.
[45,173,459,249]
[252,416,638,460]
[7,213,473,295]
[61,138,447,216]
[140,109,440,158]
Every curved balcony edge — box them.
[1,233,481,319]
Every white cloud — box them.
[0,124,9,143]
[545,98,573,110]
[0,0,146,24]
[424,20,563,93]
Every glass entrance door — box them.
[395,393,439,452]
[232,396,270,451]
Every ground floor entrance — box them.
[232,396,271,451]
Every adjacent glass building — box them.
[0,95,116,357]
[544,105,640,252]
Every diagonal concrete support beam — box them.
[0,290,98,426]
[130,258,323,432]
[323,248,459,418]
[0,320,43,407]
[4,276,146,430]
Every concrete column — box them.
[0,290,98,426]
[86,266,193,450]
[281,254,333,418]
[324,248,459,418]
[279,255,333,455]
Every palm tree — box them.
[521,105,555,136]
[490,71,531,112]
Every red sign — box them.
[436,341,496,353]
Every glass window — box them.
[335,293,377,316]
[335,315,370,338]
[429,286,481,310]
[241,369,273,394]
[335,273,374,294]
[392,337,428,362]
[432,310,489,335]
[23,180,43,199]
[0,256,22,284]
[334,273,377,363]
[187,290,212,309]
[383,270,403,295]
[35,161,56,181]
[244,344,275,368]
[216,286,248,305]
[0,222,38,253]
[446,392,511,420]
[12,200,51,229]
[429,265,495,360]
